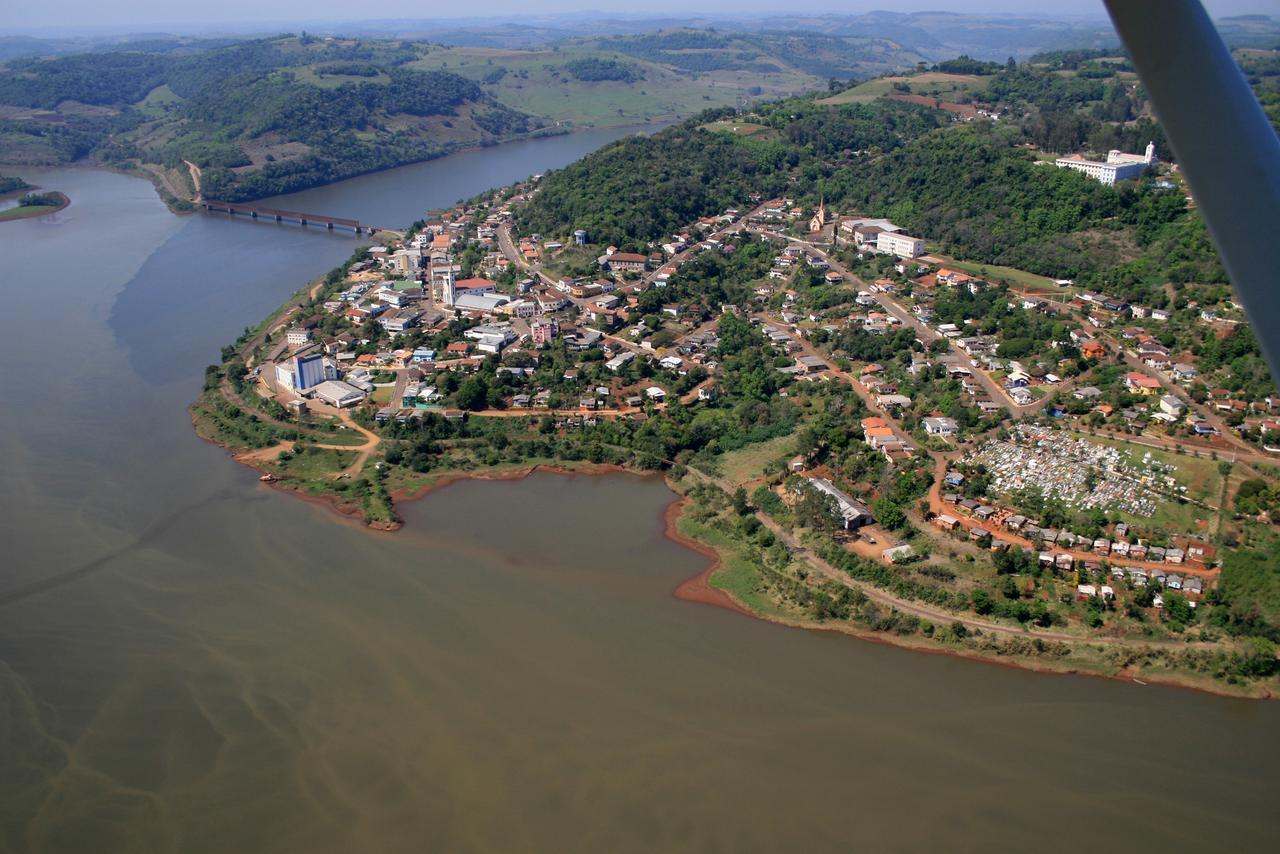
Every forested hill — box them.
[0,28,932,204]
[516,101,942,246]
[517,49,1276,308]
[0,36,541,203]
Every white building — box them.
[876,231,925,258]
[309,379,365,408]
[606,352,636,372]
[922,416,960,436]
[1054,142,1156,186]
[275,353,334,391]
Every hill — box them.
[0,30,931,204]
[0,36,547,204]
[516,48,1273,308]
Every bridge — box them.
[201,200,364,233]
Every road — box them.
[756,230,1056,417]
[675,457,1202,645]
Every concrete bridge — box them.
[202,200,364,233]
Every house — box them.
[645,386,666,401]
[1008,387,1034,406]
[1159,395,1185,417]
[1181,540,1216,565]
[922,416,960,437]
[935,514,960,531]
[606,352,636,372]
[1124,372,1162,395]
[796,355,829,374]
[1081,340,1106,359]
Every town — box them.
[196,127,1279,688]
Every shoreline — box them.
[0,118,664,219]
[657,490,1273,702]
[0,191,69,223]
[202,411,1272,701]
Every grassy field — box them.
[270,446,355,479]
[926,253,1072,295]
[677,514,793,619]
[818,72,985,105]
[0,203,59,221]
[135,84,184,118]
[701,121,782,141]
[717,434,795,486]
[407,46,818,127]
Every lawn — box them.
[927,253,1073,296]
[701,121,782,141]
[406,46,816,127]
[270,446,355,479]
[717,434,796,486]
[0,203,59,221]
[134,84,184,118]
[818,72,985,105]
[677,514,792,619]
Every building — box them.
[1053,142,1156,186]
[275,353,333,391]
[453,278,498,299]
[1124,372,1162,395]
[808,198,828,234]
[453,292,510,314]
[922,416,960,436]
[601,250,647,273]
[805,477,874,530]
[285,327,312,347]
[1159,394,1186,417]
[531,317,558,345]
[309,379,365,408]
[606,352,636,372]
[876,231,925,258]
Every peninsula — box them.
[195,55,1280,696]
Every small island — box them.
[0,189,70,222]
[197,66,1280,697]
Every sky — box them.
[2,0,1275,36]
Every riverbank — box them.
[194,344,1279,698]
[123,125,577,216]
[660,485,1275,700]
[0,191,69,222]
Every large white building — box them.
[275,353,334,391]
[876,230,925,259]
[1054,142,1156,186]
[309,380,365,408]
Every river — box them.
[0,135,1277,854]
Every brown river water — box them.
[0,141,1277,853]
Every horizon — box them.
[2,2,1274,38]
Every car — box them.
[861,534,877,544]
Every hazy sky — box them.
[2,0,1275,36]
